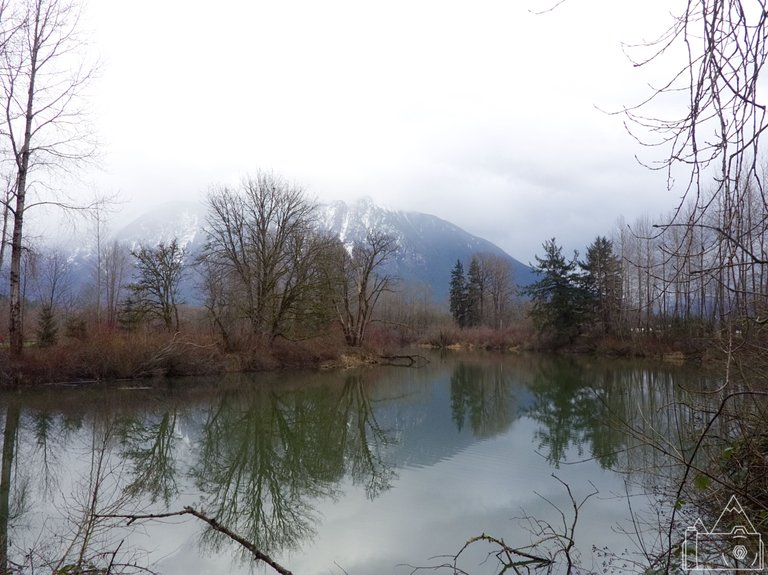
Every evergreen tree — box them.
[118,295,145,332]
[466,256,485,327]
[36,304,58,348]
[64,316,87,340]
[523,238,590,344]
[581,236,623,335]
[449,260,469,327]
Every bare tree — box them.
[375,281,440,340]
[129,239,186,332]
[29,246,72,309]
[101,240,130,329]
[1,0,96,357]
[0,0,15,277]
[603,8,768,569]
[197,254,240,349]
[203,172,328,340]
[619,1,768,333]
[26,246,71,347]
[327,231,398,347]
[474,253,516,329]
[624,1,767,198]
[0,174,12,274]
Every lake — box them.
[0,352,718,574]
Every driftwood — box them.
[379,354,430,368]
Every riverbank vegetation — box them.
[5,180,768,384]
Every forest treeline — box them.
[5,178,764,383]
[442,183,768,358]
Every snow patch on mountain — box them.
[316,198,533,300]
[113,201,207,252]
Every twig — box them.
[406,475,593,574]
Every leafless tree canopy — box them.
[326,231,399,347]
[129,239,186,332]
[611,0,768,330]
[202,172,334,341]
[625,0,768,196]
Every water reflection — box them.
[0,354,717,573]
[0,401,20,574]
[118,408,180,505]
[187,373,395,554]
[450,363,519,437]
[525,357,625,468]
[446,355,678,471]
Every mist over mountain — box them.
[111,200,208,254]
[101,198,533,304]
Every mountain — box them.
[316,198,534,302]
[109,197,533,304]
[112,201,208,254]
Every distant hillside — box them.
[105,198,533,304]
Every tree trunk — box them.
[8,209,24,357]
[0,184,9,274]
[0,402,20,574]
[7,7,38,358]
[8,167,29,358]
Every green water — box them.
[0,352,716,574]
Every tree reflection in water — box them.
[119,409,180,505]
[450,362,518,438]
[0,370,399,571]
[132,372,398,557]
[0,401,20,574]
[447,355,704,476]
[447,355,628,469]
[524,357,623,469]
[0,356,716,573]
[523,356,707,474]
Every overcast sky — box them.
[75,0,686,262]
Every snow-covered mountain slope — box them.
[112,201,208,253]
[108,197,533,304]
[316,198,534,302]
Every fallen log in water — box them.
[378,354,430,367]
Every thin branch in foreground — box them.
[405,475,597,575]
[96,506,294,575]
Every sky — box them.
[71,0,688,263]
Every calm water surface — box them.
[1,352,716,574]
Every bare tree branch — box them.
[98,506,295,575]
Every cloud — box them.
[79,0,683,263]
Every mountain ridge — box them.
[110,197,534,303]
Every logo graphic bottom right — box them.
[683,495,765,571]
